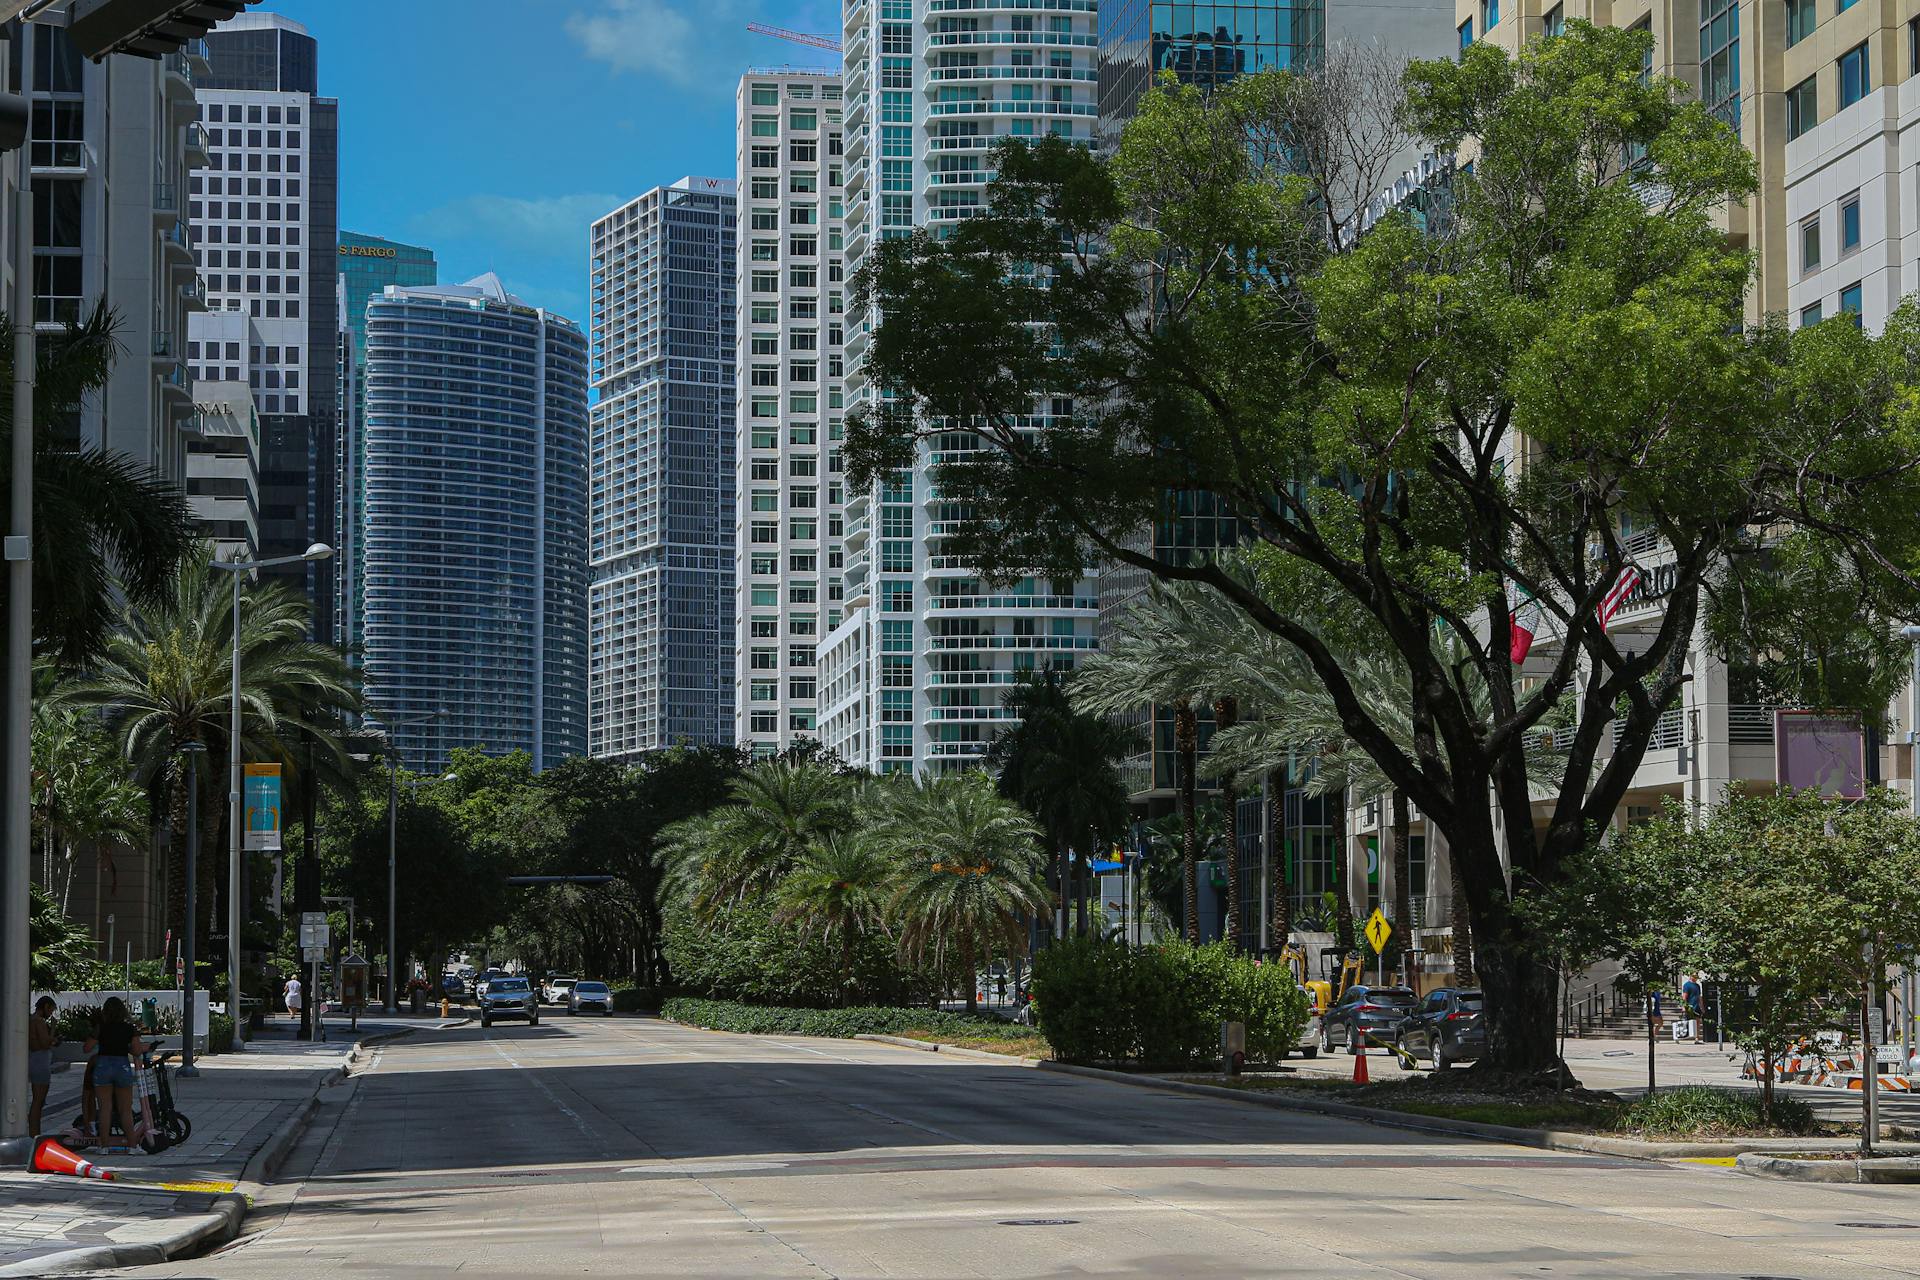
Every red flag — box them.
[1509,589,1542,664]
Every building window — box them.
[1698,0,1739,130]
[1800,302,1822,327]
[751,84,778,106]
[1911,17,1919,76]
[1481,0,1498,30]
[1840,282,1863,324]
[1543,4,1564,37]
[1785,75,1817,141]
[1840,192,1861,252]
[1458,17,1471,51]
[1786,0,1816,48]
[1840,42,1871,110]
[1839,0,1859,10]
[1801,216,1820,274]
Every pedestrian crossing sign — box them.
[1365,908,1392,954]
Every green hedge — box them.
[1031,937,1307,1069]
[208,1012,235,1055]
[663,897,938,1008]
[662,997,1016,1040]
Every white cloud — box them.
[410,193,621,262]
[563,0,838,92]
[565,0,734,89]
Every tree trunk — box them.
[1213,697,1240,951]
[841,933,854,1008]
[1646,992,1658,1094]
[962,935,977,1015]
[1174,700,1200,943]
[1390,788,1412,979]
[165,758,192,947]
[1448,844,1475,986]
[1267,767,1290,949]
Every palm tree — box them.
[1073,595,1223,943]
[985,670,1135,939]
[2,304,197,667]
[59,548,358,950]
[658,759,857,919]
[30,701,146,914]
[880,773,1048,1014]
[772,832,894,1005]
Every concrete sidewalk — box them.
[0,1016,458,1275]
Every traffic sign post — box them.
[1365,908,1392,985]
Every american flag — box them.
[1596,565,1643,632]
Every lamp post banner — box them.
[244,763,283,851]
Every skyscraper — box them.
[826,0,1103,774]
[361,275,590,773]
[588,178,738,759]
[733,72,847,758]
[333,231,436,656]
[189,11,339,637]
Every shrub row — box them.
[1031,937,1308,1069]
[610,985,663,1013]
[662,997,1013,1040]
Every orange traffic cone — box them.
[1352,1037,1370,1085]
[32,1137,116,1181]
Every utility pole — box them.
[299,732,319,1041]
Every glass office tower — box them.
[362,274,591,772]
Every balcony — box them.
[152,329,176,360]
[180,275,208,312]
[158,360,190,403]
[153,175,178,224]
[186,122,210,166]
[164,50,195,99]
[161,219,194,268]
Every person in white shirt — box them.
[284,974,304,1020]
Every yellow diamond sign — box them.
[1364,908,1392,954]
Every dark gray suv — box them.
[479,976,540,1028]
[1396,987,1485,1070]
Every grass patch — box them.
[662,997,1035,1044]
[898,1028,1051,1057]
[1172,1077,1823,1139]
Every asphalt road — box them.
[121,1016,1920,1279]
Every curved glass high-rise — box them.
[361,273,590,771]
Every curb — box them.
[1033,1061,1899,1162]
[853,1034,1046,1063]
[237,1025,417,1188]
[1735,1152,1920,1184]
[0,1188,246,1277]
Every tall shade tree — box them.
[30,700,147,914]
[658,759,857,919]
[843,27,1920,1075]
[772,832,895,1006]
[880,772,1049,1013]
[984,670,1135,938]
[59,549,359,948]
[1,305,197,667]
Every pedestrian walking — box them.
[284,973,303,1022]
[27,996,58,1136]
[84,997,146,1154]
[1680,974,1704,1044]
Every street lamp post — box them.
[382,710,444,1014]
[1901,624,1920,1081]
[210,543,331,1049]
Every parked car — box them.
[544,976,578,1006]
[479,976,540,1028]
[569,981,612,1015]
[1287,985,1322,1059]
[472,970,508,1001]
[1396,987,1485,1071]
[440,972,466,1000]
[1320,984,1417,1055]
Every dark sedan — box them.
[1320,984,1417,1055]
[1396,987,1485,1070]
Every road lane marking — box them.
[484,1032,607,1155]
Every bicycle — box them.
[137,1044,191,1152]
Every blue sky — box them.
[272,0,841,320]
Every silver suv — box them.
[479,976,540,1028]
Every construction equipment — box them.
[747,22,842,53]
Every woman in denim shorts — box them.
[84,997,146,1153]
[27,996,57,1135]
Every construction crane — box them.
[746,22,842,53]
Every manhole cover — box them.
[1837,1222,1918,1229]
[998,1219,1079,1227]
